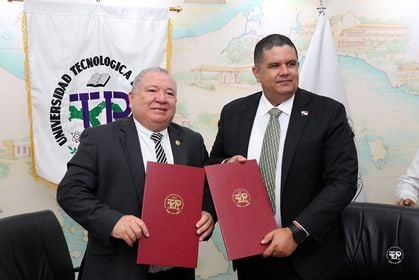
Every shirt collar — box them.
[133,118,169,138]
[260,92,294,117]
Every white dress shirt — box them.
[247,93,294,226]
[133,118,174,169]
[396,148,419,203]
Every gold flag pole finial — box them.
[317,0,326,16]
[169,5,183,13]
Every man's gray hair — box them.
[131,67,177,93]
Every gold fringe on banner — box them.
[22,12,58,189]
[166,19,173,71]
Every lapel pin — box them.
[175,140,181,146]
[301,111,309,116]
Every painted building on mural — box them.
[1,139,31,159]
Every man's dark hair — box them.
[254,34,299,66]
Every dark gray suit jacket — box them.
[57,116,215,280]
[208,88,358,280]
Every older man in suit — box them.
[57,67,215,280]
[208,34,358,280]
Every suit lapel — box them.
[281,89,312,190]
[237,93,261,156]
[168,124,186,165]
[119,116,146,199]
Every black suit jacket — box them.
[208,89,358,280]
[57,116,215,280]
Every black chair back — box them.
[339,202,419,280]
[0,210,75,280]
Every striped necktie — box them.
[150,132,167,163]
[149,132,172,273]
[259,108,282,212]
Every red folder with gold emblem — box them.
[137,162,204,268]
[205,159,277,260]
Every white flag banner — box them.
[24,0,170,184]
[300,13,351,118]
[299,13,366,202]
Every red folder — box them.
[205,159,277,260]
[137,162,204,268]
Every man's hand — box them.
[397,198,416,207]
[261,227,298,258]
[196,211,214,241]
[225,155,247,163]
[111,215,149,247]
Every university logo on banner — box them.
[50,55,134,150]
[24,0,170,184]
